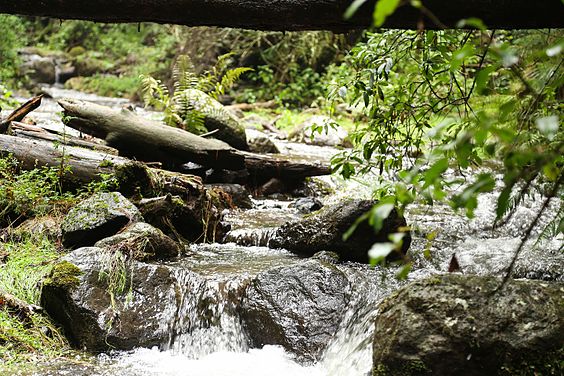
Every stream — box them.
[5,86,563,376]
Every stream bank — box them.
[1,88,562,376]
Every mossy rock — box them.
[372,274,564,376]
[61,192,142,249]
[43,261,82,290]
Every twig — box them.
[494,172,563,292]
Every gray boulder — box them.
[184,89,249,150]
[373,274,564,376]
[94,222,180,261]
[289,197,323,214]
[269,199,410,263]
[61,192,142,248]
[241,258,350,361]
[21,56,56,84]
[248,135,280,154]
[40,247,187,351]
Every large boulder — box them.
[40,247,202,351]
[94,222,180,261]
[269,199,410,263]
[184,89,249,150]
[240,256,350,362]
[61,192,142,248]
[20,56,57,85]
[372,274,564,376]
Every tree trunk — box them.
[0,1,561,31]
[58,98,246,170]
[0,133,204,197]
[58,99,331,181]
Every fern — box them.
[140,53,251,134]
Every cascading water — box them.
[24,89,563,376]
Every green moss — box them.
[43,261,82,290]
[373,360,430,376]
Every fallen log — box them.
[0,95,43,134]
[0,288,41,323]
[0,133,201,196]
[58,99,331,181]
[58,98,246,170]
[0,1,561,30]
[11,121,119,155]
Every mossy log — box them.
[58,98,246,171]
[0,133,204,196]
[0,1,561,31]
[58,99,331,182]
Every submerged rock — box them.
[372,274,564,376]
[61,192,142,248]
[289,197,323,214]
[94,222,180,261]
[41,247,187,351]
[270,199,410,263]
[241,258,350,362]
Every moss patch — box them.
[43,261,82,290]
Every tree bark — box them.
[58,99,331,181]
[0,1,561,30]
[58,98,246,170]
[0,95,43,134]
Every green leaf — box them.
[344,0,368,20]
[373,0,401,27]
[456,18,487,30]
[369,200,395,232]
[396,263,412,280]
[535,116,559,140]
[423,158,449,188]
[368,242,395,265]
[475,65,496,94]
[496,184,512,220]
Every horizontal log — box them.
[58,98,246,170]
[58,99,331,181]
[0,1,562,30]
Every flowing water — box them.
[5,88,561,376]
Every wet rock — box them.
[372,274,564,376]
[270,199,410,263]
[289,115,351,147]
[61,192,142,249]
[15,216,61,240]
[94,222,180,261]
[241,259,350,361]
[40,247,189,351]
[289,197,323,214]
[183,89,249,150]
[248,136,280,154]
[207,184,253,209]
[20,56,56,84]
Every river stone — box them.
[61,192,142,248]
[184,89,249,150]
[248,135,280,154]
[207,184,253,209]
[372,274,564,376]
[241,258,350,361]
[269,199,410,263]
[94,222,180,261]
[289,197,323,213]
[289,115,350,147]
[20,56,57,85]
[40,247,185,351]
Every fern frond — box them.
[140,74,170,110]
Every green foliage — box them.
[0,83,18,110]
[0,236,68,364]
[141,53,250,133]
[0,15,27,82]
[331,28,563,265]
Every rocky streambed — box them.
[2,89,563,376]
